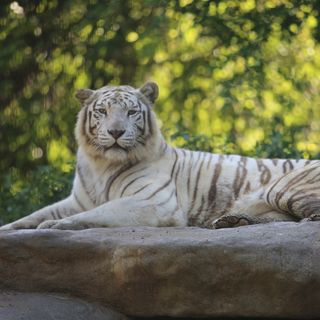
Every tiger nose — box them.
[107,129,125,139]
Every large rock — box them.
[0,222,319,319]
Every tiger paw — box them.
[37,219,88,230]
[302,213,320,222]
[212,215,252,229]
[0,219,39,231]
[37,220,60,229]
[0,223,18,231]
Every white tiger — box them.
[1,82,320,231]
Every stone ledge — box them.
[0,222,319,318]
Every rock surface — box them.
[0,222,319,319]
[0,291,127,320]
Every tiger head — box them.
[75,82,164,164]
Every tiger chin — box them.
[1,81,320,231]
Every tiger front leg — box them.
[37,192,187,230]
[0,196,79,230]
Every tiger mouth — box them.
[104,142,128,152]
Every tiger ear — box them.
[139,81,159,104]
[75,89,94,105]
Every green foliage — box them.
[1,0,320,223]
[168,125,237,154]
[0,165,74,224]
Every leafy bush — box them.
[0,165,74,225]
[169,125,312,159]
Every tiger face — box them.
[75,82,161,163]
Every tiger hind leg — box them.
[264,161,320,221]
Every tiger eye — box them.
[128,110,138,116]
[98,108,107,115]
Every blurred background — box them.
[1,0,320,224]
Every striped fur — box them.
[1,82,319,230]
